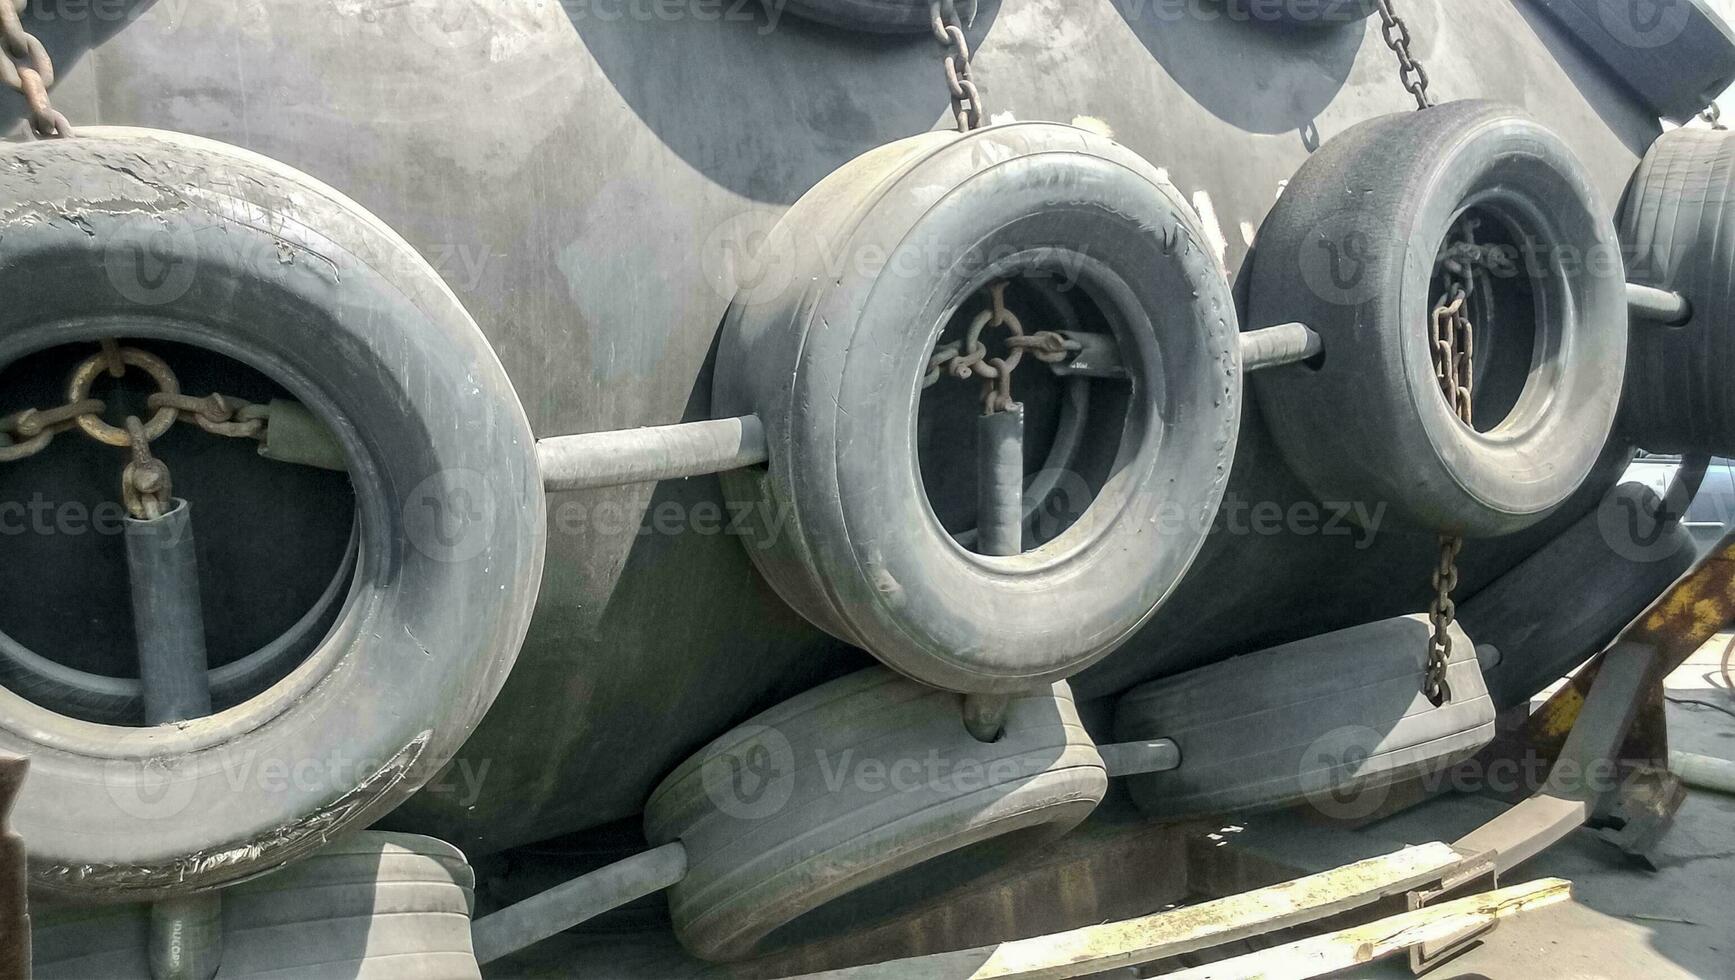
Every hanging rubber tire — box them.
[1219,0,1377,30]
[1247,100,1628,537]
[32,832,480,979]
[1621,126,1735,456]
[643,667,1105,962]
[713,122,1242,694]
[1113,615,1496,822]
[1461,482,1696,710]
[775,0,972,34]
[0,129,544,901]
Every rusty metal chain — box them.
[924,281,1078,415]
[121,415,172,519]
[1702,103,1727,131]
[0,0,74,138]
[0,396,104,462]
[148,391,270,441]
[929,0,983,133]
[1425,535,1462,705]
[0,340,279,469]
[1423,224,1481,707]
[1373,0,1432,111]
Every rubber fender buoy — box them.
[775,0,979,33]
[644,668,1106,962]
[713,122,1242,694]
[1530,0,1735,123]
[1216,0,1378,30]
[1247,101,1628,537]
[0,129,545,901]
[1460,482,1697,710]
[31,832,481,979]
[1621,126,1735,456]
[1113,615,1496,822]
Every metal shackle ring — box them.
[67,346,181,447]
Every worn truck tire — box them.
[1248,101,1627,537]
[1461,482,1696,710]
[1621,126,1735,456]
[644,668,1106,962]
[0,129,545,901]
[1219,0,1378,29]
[1114,615,1496,821]
[32,832,480,979]
[714,123,1241,694]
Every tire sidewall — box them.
[0,130,544,898]
[1253,103,1626,536]
[719,124,1241,693]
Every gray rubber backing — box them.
[1114,615,1495,821]
[1461,482,1696,710]
[32,832,479,979]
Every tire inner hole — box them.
[1430,207,1540,434]
[916,274,1131,554]
[0,339,356,725]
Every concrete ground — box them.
[1347,634,1735,980]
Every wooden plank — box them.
[1155,878,1571,980]
[795,843,1465,980]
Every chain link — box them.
[0,0,74,138]
[1423,223,1481,707]
[1702,102,1727,131]
[929,0,983,133]
[119,415,171,519]
[1425,534,1462,705]
[0,340,282,469]
[924,281,1079,416]
[1373,0,1432,111]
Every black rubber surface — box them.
[0,129,545,900]
[1248,100,1628,537]
[1530,0,1735,122]
[713,122,1242,694]
[32,831,480,979]
[1217,0,1377,30]
[774,0,971,33]
[1114,615,1495,821]
[1461,482,1696,710]
[644,667,1105,962]
[1620,126,1735,456]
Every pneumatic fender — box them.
[773,0,981,33]
[1620,126,1735,456]
[1247,101,1628,538]
[713,123,1242,694]
[1216,0,1378,30]
[0,129,544,901]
